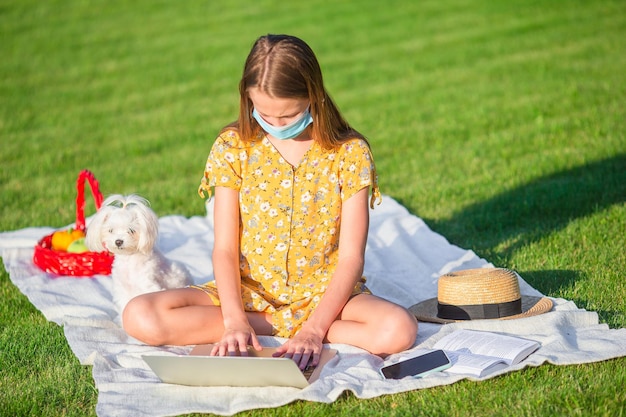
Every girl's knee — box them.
[375,306,418,355]
[392,308,418,349]
[122,295,165,345]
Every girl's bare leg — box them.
[325,293,418,356]
[122,287,273,346]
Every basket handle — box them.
[75,170,104,232]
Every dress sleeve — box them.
[198,130,243,200]
[338,139,382,209]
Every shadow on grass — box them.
[424,154,626,294]
[519,269,581,295]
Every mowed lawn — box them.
[1,0,624,416]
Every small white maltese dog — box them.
[85,194,192,313]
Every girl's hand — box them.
[273,329,324,370]
[210,323,262,357]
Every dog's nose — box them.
[115,239,124,248]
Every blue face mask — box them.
[252,107,313,140]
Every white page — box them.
[444,350,508,377]
[433,329,539,364]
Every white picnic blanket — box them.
[1,195,625,417]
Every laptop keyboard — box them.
[302,365,316,380]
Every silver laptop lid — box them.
[143,354,309,388]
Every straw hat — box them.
[409,268,553,324]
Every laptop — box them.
[143,345,337,389]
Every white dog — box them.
[85,194,192,313]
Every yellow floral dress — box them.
[195,129,381,337]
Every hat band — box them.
[437,298,522,320]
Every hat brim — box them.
[409,295,553,324]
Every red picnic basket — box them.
[33,170,114,277]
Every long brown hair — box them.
[232,34,365,149]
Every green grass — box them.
[1,0,625,416]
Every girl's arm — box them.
[275,186,370,366]
[211,186,262,355]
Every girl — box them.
[123,34,417,370]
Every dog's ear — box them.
[85,207,112,252]
[134,203,159,255]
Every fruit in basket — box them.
[67,237,88,253]
[51,229,86,251]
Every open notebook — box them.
[143,345,337,389]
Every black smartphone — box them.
[380,349,451,379]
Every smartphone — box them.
[380,349,451,379]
